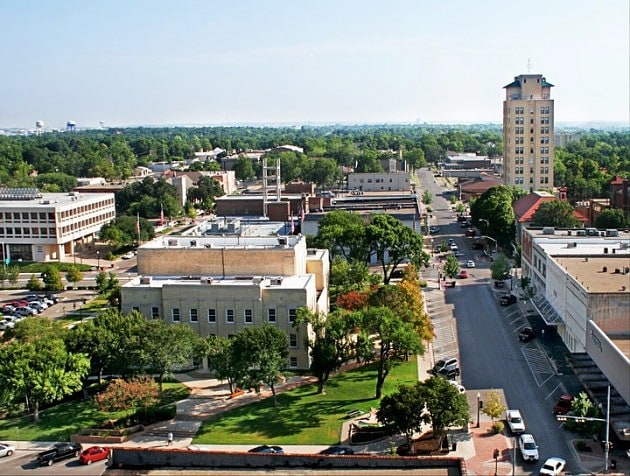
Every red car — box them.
[553,395,574,415]
[79,446,109,465]
[458,270,468,279]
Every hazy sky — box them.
[1,0,628,129]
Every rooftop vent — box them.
[140,276,151,285]
[542,227,555,235]
[270,277,283,286]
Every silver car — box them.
[0,443,16,457]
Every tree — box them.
[313,210,369,262]
[421,190,433,206]
[490,255,511,281]
[8,265,19,287]
[563,392,603,437]
[365,214,429,284]
[95,271,109,293]
[378,383,425,444]
[206,336,247,393]
[358,306,424,398]
[470,186,516,247]
[95,376,159,418]
[26,274,44,292]
[595,209,628,229]
[0,319,89,422]
[233,155,255,182]
[295,308,357,394]
[65,265,84,288]
[443,255,460,279]
[418,376,469,438]
[532,200,580,228]
[138,320,203,390]
[481,389,507,422]
[43,266,64,292]
[232,325,289,406]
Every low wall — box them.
[109,447,465,473]
[71,425,144,444]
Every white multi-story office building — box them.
[0,188,115,262]
[503,74,555,192]
[121,221,329,370]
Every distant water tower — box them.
[35,120,44,134]
[66,120,76,132]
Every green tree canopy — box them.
[532,200,581,228]
[595,208,628,229]
[470,186,516,247]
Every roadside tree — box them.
[481,389,507,423]
[65,265,84,288]
[490,255,511,281]
[443,255,460,279]
[418,376,469,438]
[470,186,516,247]
[378,383,425,444]
[43,266,64,292]
[26,274,44,292]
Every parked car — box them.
[319,446,354,455]
[0,319,15,331]
[429,226,440,234]
[46,294,60,304]
[431,358,459,375]
[518,433,539,462]
[248,445,284,454]
[450,244,459,252]
[37,442,82,466]
[15,306,38,316]
[79,446,109,465]
[28,302,47,312]
[0,443,15,458]
[553,395,574,415]
[500,294,517,306]
[449,381,466,394]
[436,367,460,380]
[458,270,468,279]
[539,457,566,475]
[518,327,536,342]
[466,260,475,268]
[506,409,526,434]
[121,251,135,259]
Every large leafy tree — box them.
[206,335,248,394]
[417,376,469,438]
[470,186,516,247]
[100,215,155,247]
[532,200,581,228]
[378,383,425,444]
[313,210,369,262]
[443,255,460,279]
[43,266,64,292]
[233,155,256,181]
[595,208,628,229]
[232,325,289,406]
[490,255,511,281]
[365,214,429,284]
[0,318,89,422]
[294,308,357,394]
[357,306,424,399]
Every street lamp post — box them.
[556,384,611,472]
[96,250,100,270]
[477,392,481,428]
[493,448,500,476]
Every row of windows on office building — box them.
[136,306,299,326]
[0,211,55,222]
[513,116,551,125]
[513,157,550,165]
[60,211,115,235]
[59,198,115,219]
[513,167,551,175]
[513,106,552,115]
[512,176,550,185]
[511,146,551,155]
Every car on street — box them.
[539,457,566,475]
[450,244,459,252]
[518,327,536,342]
[458,270,468,279]
[0,443,15,457]
[431,358,459,375]
[248,445,284,454]
[553,394,574,415]
[37,442,82,466]
[466,260,475,268]
[79,446,109,465]
[319,446,355,455]
[506,409,526,434]
[429,226,440,234]
[518,433,539,462]
[500,294,517,306]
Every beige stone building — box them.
[503,74,554,192]
[121,230,329,370]
[0,188,115,262]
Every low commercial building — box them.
[520,227,630,431]
[0,188,115,262]
[347,172,411,193]
[121,223,329,370]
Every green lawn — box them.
[0,382,189,442]
[193,358,419,445]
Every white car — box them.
[448,381,466,394]
[518,433,539,462]
[0,443,15,457]
[506,409,526,434]
[539,457,566,475]
[466,260,475,268]
[122,251,136,259]
[0,319,14,331]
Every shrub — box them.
[418,280,428,288]
[142,404,177,424]
[491,421,504,434]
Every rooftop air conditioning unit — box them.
[140,276,151,285]
[542,227,555,235]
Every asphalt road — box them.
[417,168,579,474]
[0,451,106,476]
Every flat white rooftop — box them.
[125,274,312,289]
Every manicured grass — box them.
[0,382,189,442]
[193,357,419,445]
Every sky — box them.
[1,0,628,129]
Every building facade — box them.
[347,172,411,193]
[520,227,630,406]
[0,188,115,262]
[502,74,554,192]
[121,229,329,370]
